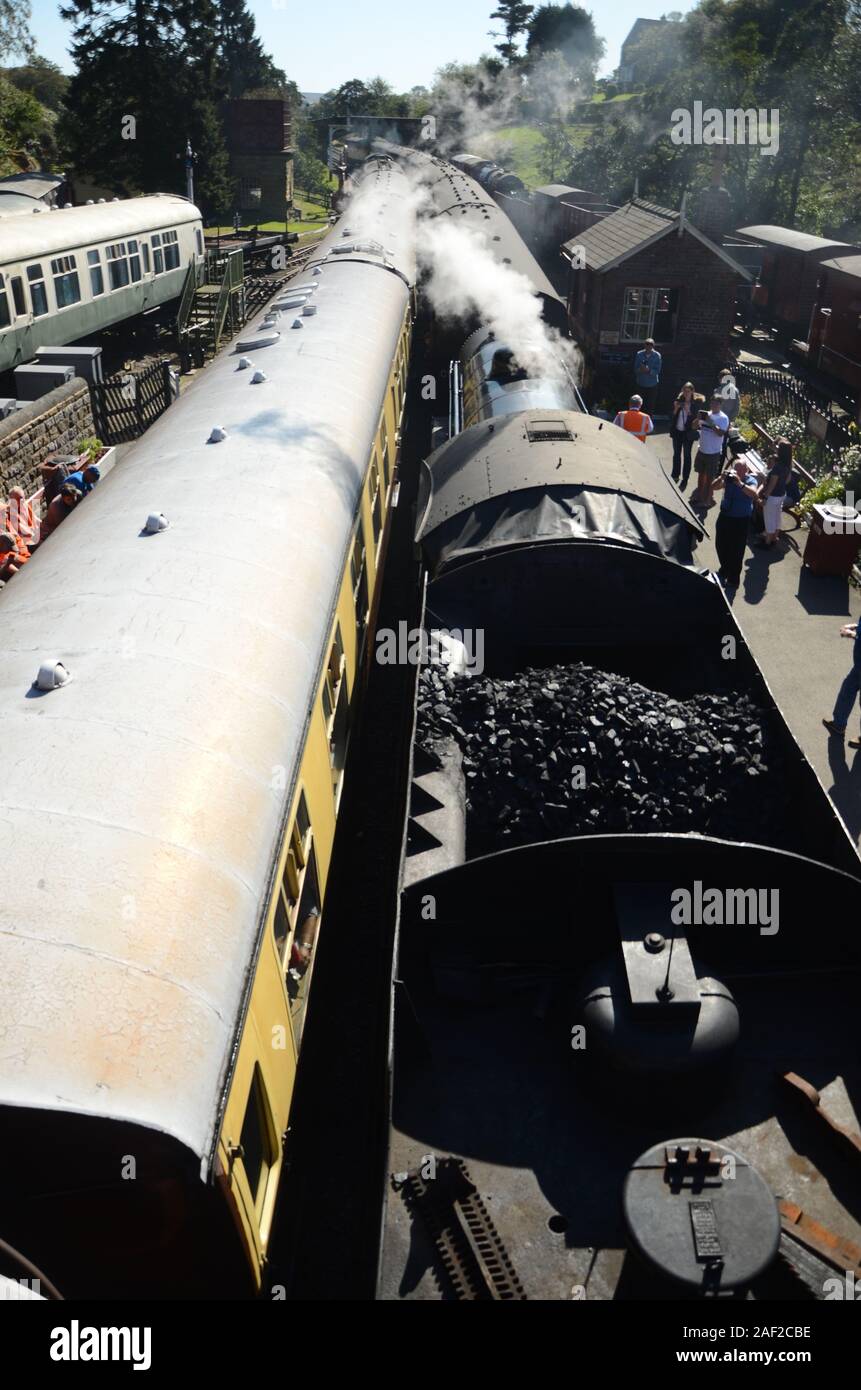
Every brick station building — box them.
[563,198,750,412]
[226,98,294,226]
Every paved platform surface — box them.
[648,427,861,851]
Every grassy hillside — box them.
[488,124,592,189]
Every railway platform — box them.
[650,428,861,850]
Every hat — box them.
[84,464,101,481]
[728,435,748,454]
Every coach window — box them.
[369,455,382,550]
[26,264,49,317]
[128,239,142,282]
[141,242,151,274]
[87,249,104,297]
[10,276,25,316]
[195,228,204,255]
[152,234,164,274]
[379,417,390,487]
[106,243,130,290]
[237,1066,277,1222]
[351,523,369,644]
[162,229,180,270]
[0,276,10,329]
[51,255,81,308]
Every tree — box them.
[216,0,287,99]
[0,1,33,63]
[59,0,231,213]
[4,56,68,111]
[489,0,535,65]
[526,4,604,83]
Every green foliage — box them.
[0,70,49,174]
[566,0,861,233]
[0,1,33,64]
[57,0,297,218]
[526,4,604,83]
[76,437,105,461]
[294,146,331,203]
[4,56,68,111]
[797,472,845,514]
[490,0,535,65]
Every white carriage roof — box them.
[0,194,200,264]
[0,164,416,1172]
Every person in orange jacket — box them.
[613,394,654,443]
[0,529,31,582]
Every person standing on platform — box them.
[613,395,654,442]
[693,394,730,508]
[670,383,703,489]
[823,621,861,748]
[716,369,740,460]
[711,441,759,595]
[634,338,662,416]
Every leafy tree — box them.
[293,144,330,201]
[0,1,33,63]
[216,0,287,98]
[59,0,231,213]
[526,4,604,83]
[4,56,68,111]
[489,0,535,64]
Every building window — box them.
[87,249,104,297]
[51,254,81,308]
[26,264,49,317]
[161,229,180,271]
[0,275,10,330]
[621,286,678,342]
[152,234,163,275]
[238,1067,276,1217]
[10,276,25,315]
[239,179,263,206]
[106,243,131,290]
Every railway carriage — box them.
[0,156,415,1297]
[0,194,204,374]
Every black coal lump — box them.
[414,661,788,857]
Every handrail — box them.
[175,258,199,338]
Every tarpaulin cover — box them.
[423,483,697,578]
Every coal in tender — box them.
[415,661,790,857]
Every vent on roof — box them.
[526,419,573,443]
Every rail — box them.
[211,249,243,352]
[176,256,203,340]
[735,362,856,464]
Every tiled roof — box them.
[564,198,678,272]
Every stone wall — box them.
[0,379,94,500]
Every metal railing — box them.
[735,362,856,467]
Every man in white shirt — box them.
[693,394,730,508]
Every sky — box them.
[25,0,695,91]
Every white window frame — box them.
[50,254,82,309]
[621,285,672,343]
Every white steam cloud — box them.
[418,215,581,385]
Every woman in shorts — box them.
[756,438,792,547]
